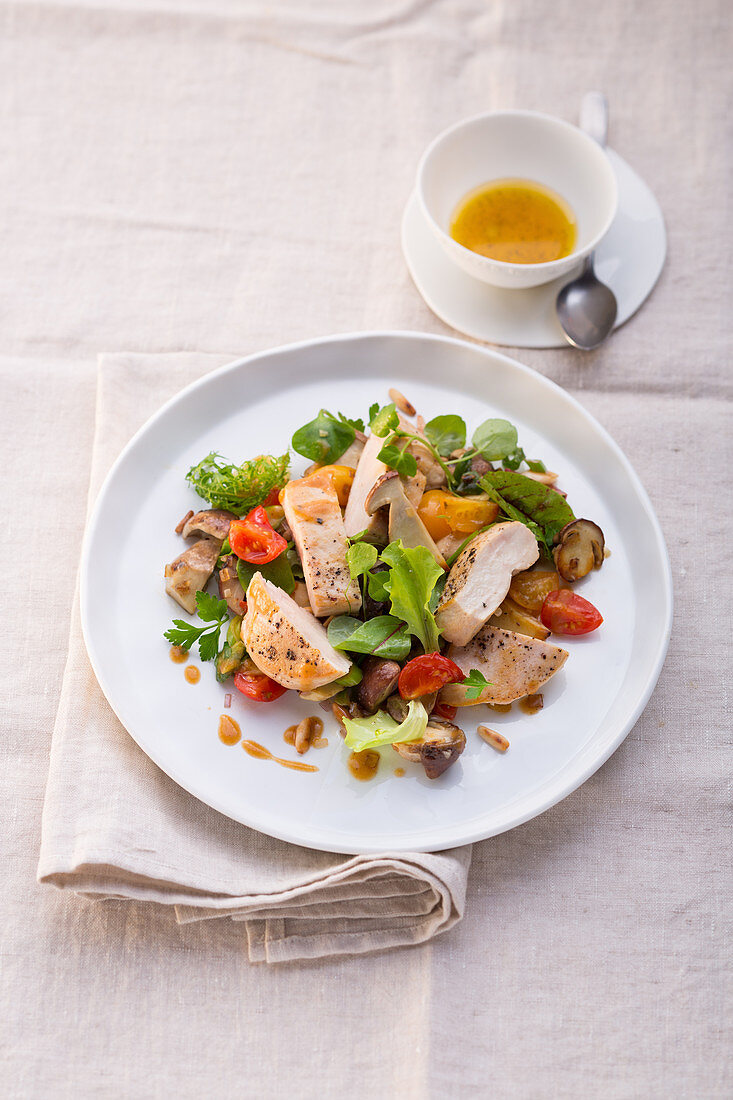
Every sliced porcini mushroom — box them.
[402,468,426,509]
[337,430,367,470]
[553,519,605,582]
[217,555,247,614]
[181,508,235,541]
[393,718,466,780]
[364,471,447,568]
[164,538,221,613]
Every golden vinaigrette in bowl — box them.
[450,178,577,265]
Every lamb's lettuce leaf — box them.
[327,614,411,661]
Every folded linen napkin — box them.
[37,352,472,963]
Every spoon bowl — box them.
[556,255,618,349]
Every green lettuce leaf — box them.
[343,700,428,752]
[380,541,443,653]
[236,553,295,595]
[327,614,411,661]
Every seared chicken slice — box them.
[242,573,350,691]
[435,522,539,646]
[343,429,389,539]
[164,538,221,613]
[281,477,361,617]
[439,625,569,706]
[181,508,235,541]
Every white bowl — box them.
[417,110,618,290]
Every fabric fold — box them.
[37,351,472,962]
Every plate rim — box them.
[80,330,673,853]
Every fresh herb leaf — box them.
[338,412,365,433]
[526,458,547,473]
[368,402,380,424]
[369,403,399,437]
[186,452,289,516]
[367,567,390,603]
[343,700,428,752]
[327,614,412,661]
[346,541,378,580]
[291,410,355,465]
[462,668,491,701]
[501,447,527,471]
[236,553,295,596]
[472,418,519,462]
[380,541,444,654]
[480,470,575,552]
[377,442,418,478]
[424,414,466,457]
[164,591,229,662]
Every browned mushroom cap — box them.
[393,718,466,780]
[164,538,221,613]
[354,657,401,714]
[181,509,235,541]
[553,519,605,582]
[364,471,447,568]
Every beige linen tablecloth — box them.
[36,350,470,962]
[2,0,731,1095]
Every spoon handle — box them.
[580,91,608,148]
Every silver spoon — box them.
[556,93,618,350]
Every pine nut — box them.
[388,387,416,417]
[477,725,510,753]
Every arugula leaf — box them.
[327,614,412,661]
[462,668,491,701]
[424,414,466,457]
[380,541,443,653]
[377,442,418,478]
[186,452,289,515]
[472,418,519,462]
[236,553,295,595]
[343,700,428,752]
[346,541,378,580]
[369,403,399,437]
[291,410,355,464]
[164,591,229,662]
[480,470,575,551]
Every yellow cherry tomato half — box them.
[281,464,355,507]
[508,570,561,615]
[417,490,499,541]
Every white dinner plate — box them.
[402,149,667,348]
[81,332,672,854]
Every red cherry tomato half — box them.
[229,506,288,565]
[398,654,465,700]
[433,702,457,721]
[233,669,287,703]
[540,589,603,635]
[262,487,282,506]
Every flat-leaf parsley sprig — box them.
[164,591,230,661]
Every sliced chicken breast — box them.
[435,522,539,646]
[343,429,389,539]
[164,538,221,613]
[242,573,351,690]
[439,625,569,706]
[281,477,361,617]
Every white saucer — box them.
[401,149,666,349]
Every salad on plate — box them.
[163,388,606,781]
